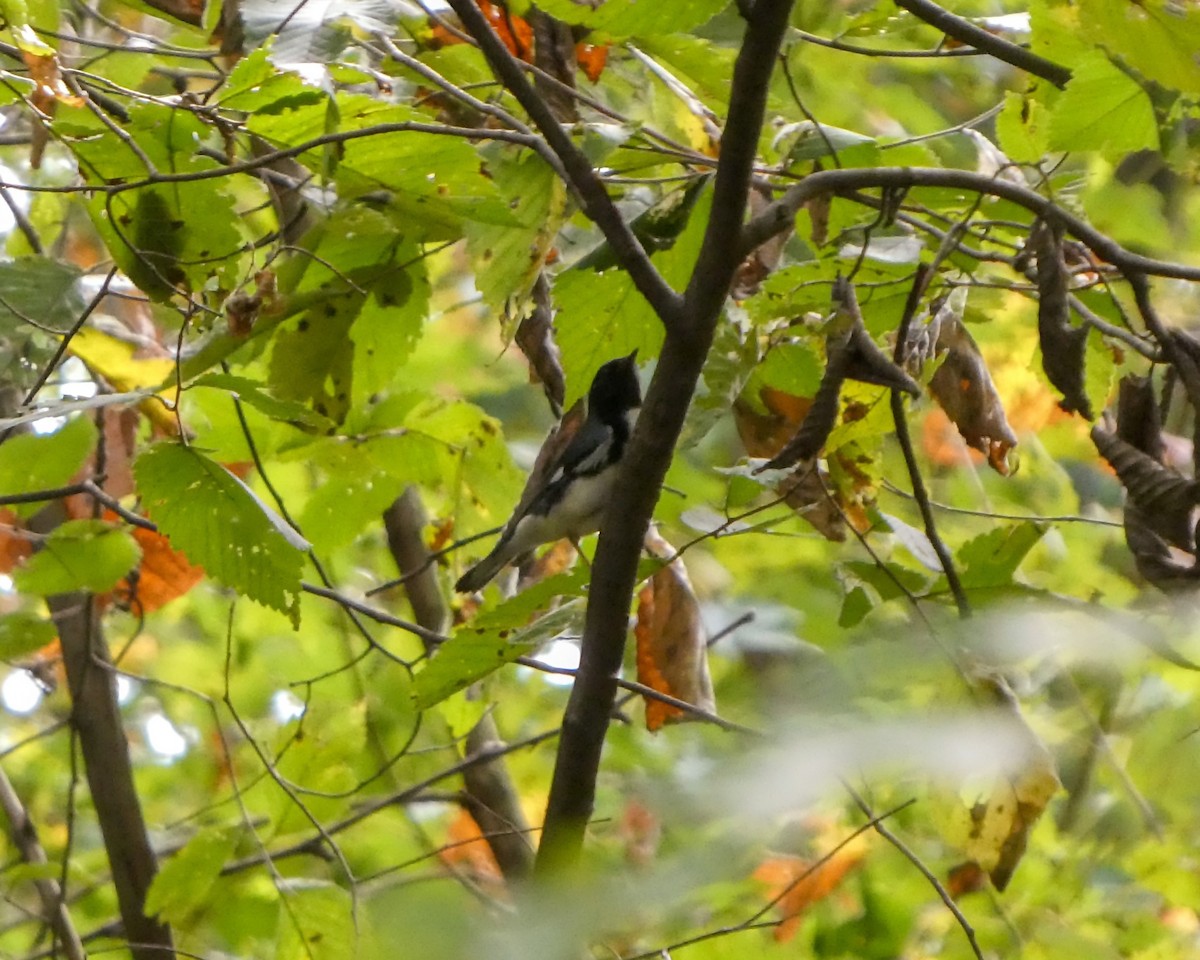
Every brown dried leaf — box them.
[1092,425,1199,552]
[778,464,848,541]
[927,316,1018,475]
[514,272,565,414]
[734,187,791,299]
[635,530,716,731]
[733,387,812,459]
[1033,222,1091,418]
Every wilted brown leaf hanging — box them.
[635,530,716,731]
[903,288,1018,475]
[1032,221,1091,419]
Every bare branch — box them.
[384,488,536,881]
[742,167,1200,284]
[893,0,1072,88]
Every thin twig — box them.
[890,266,971,618]
[844,782,985,960]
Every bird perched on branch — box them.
[455,352,642,593]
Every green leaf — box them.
[1047,53,1158,158]
[90,182,243,300]
[274,882,354,960]
[406,399,524,539]
[0,415,95,518]
[1082,0,1200,95]
[134,444,308,624]
[464,147,566,314]
[414,592,585,709]
[957,522,1048,590]
[526,0,727,39]
[637,34,735,111]
[146,826,239,927]
[758,342,824,398]
[839,560,931,627]
[269,209,430,421]
[996,90,1051,164]
[14,520,141,595]
[350,246,430,408]
[556,185,712,406]
[0,613,57,659]
[298,434,438,553]
[189,374,337,432]
[0,257,84,332]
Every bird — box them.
[455,351,642,593]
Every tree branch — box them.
[891,267,971,617]
[383,488,536,881]
[741,167,1200,284]
[892,0,1072,88]
[536,0,799,876]
[0,765,86,960]
[443,0,684,329]
[42,590,173,960]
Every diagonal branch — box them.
[443,0,683,329]
[0,765,86,960]
[893,0,1072,88]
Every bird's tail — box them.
[454,542,513,593]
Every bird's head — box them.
[588,351,642,423]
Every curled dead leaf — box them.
[1032,222,1091,418]
[635,530,716,731]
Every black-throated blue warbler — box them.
[455,352,642,592]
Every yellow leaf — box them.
[68,327,178,434]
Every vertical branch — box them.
[536,0,799,875]
[46,590,173,959]
[383,488,535,880]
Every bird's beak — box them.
[625,349,639,363]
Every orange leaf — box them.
[635,530,716,731]
[733,387,812,459]
[115,523,205,615]
[0,509,34,574]
[620,799,661,866]
[753,841,867,942]
[431,0,533,60]
[946,861,987,899]
[23,50,83,110]
[440,808,505,891]
[575,42,608,83]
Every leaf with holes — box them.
[134,444,308,625]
